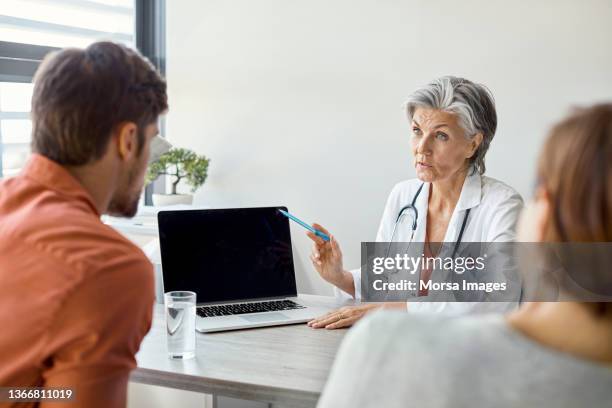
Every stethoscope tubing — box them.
[386,183,471,260]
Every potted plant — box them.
[146,147,210,206]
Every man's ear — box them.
[468,132,484,158]
[115,122,138,161]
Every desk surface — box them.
[130,294,349,408]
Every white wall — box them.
[166,0,612,296]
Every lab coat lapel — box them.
[442,170,482,247]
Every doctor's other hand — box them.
[307,223,355,297]
[307,305,379,329]
[308,302,407,330]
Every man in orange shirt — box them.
[0,41,167,407]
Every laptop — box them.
[158,206,328,332]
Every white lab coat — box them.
[336,170,524,315]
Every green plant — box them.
[146,148,210,194]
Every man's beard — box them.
[107,190,141,218]
[107,165,142,218]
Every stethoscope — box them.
[386,183,471,262]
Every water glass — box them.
[164,291,196,359]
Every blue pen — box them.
[278,209,331,242]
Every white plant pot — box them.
[152,193,193,206]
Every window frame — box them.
[135,0,167,205]
[0,41,58,176]
[0,0,166,192]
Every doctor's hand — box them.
[307,304,380,329]
[307,224,355,297]
[308,302,407,330]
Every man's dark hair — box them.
[31,41,168,165]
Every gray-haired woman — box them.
[307,76,523,329]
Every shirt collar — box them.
[417,167,482,213]
[455,168,482,211]
[21,154,100,217]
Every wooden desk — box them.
[130,295,350,408]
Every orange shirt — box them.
[0,154,154,408]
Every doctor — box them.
[307,76,523,329]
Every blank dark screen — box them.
[158,207,297,303]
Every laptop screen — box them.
[158,207,298,303]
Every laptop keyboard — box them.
[197,299,305,318]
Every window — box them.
[0,0,137,178]
[0,0,135,49]
[0,82,33,177]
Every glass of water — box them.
[164,291,196,359]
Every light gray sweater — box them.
[318,311,612,408]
